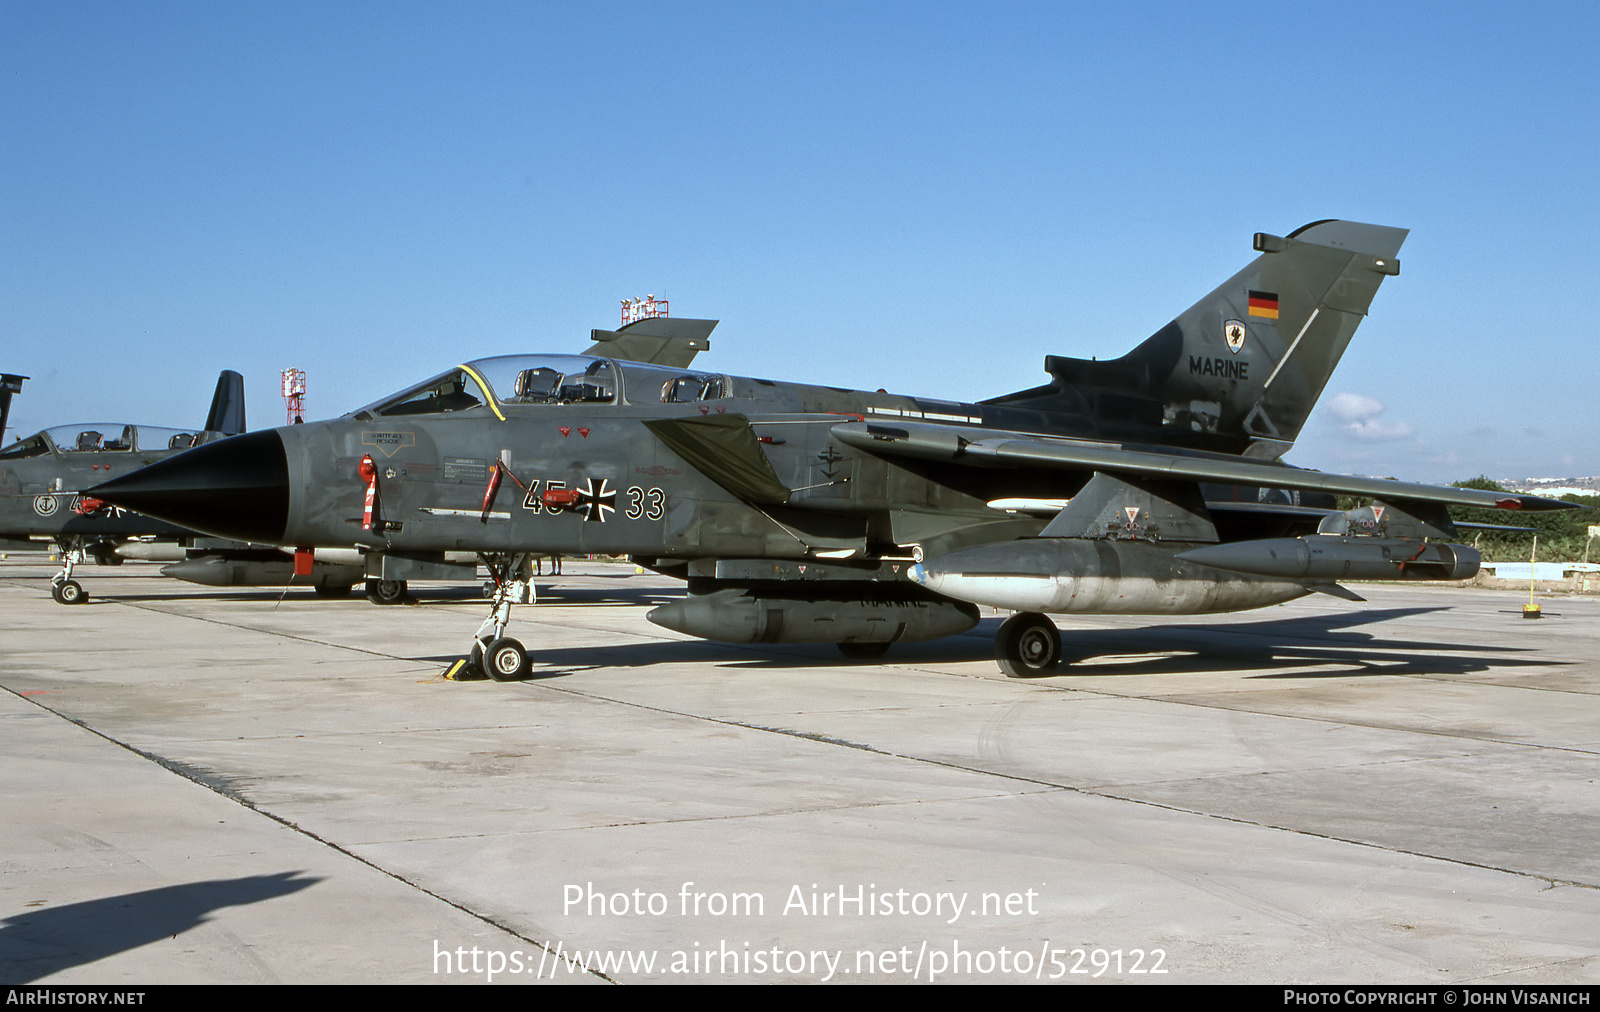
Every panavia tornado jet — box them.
[90,221,1576,678]
[0,370,248,603]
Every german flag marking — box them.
[1247,290,1279,319]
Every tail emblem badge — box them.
[1224,320,1246,354]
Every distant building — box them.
[1500,477,1600,498]
[1481,562,1600,581]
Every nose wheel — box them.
[51,579,87,605]
[483,637,529,680]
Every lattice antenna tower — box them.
[281,368,307,424]
[620,294,668,326]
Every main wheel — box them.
[837,641,891,660]
[482,580,497,600]
[365,579,407,605]
[314,583,354,599]
[52,580,87,605]
[485,637,529,681]
[996,612,1061,677]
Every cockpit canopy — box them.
[0,424,202,459]
[348,356,615,420]
[613,361,730,404]
[347,355,731,420]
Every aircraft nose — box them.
[89,429,290,544]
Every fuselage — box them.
[0,423,208,540]
[277,354,1049,561]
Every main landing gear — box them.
[365,578,407,605]
[446,552,535,682]
[995,612,1062,678]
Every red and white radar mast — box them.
[281,369,307,424]
[620,294,668,327]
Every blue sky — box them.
[3,2,1595,481]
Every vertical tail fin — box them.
[1162,219,1407,455]
[204,370,247,435]
[585,317,717,367]
[993,220,1407,456]
[0,373,27,446]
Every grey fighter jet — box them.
[0,370,247,603]
[90,221,1577,678]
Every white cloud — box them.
[1325,392,1384,423]
[1323,391,1415,441]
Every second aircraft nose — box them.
[89,429,291,544]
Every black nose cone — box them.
[90,429,289,544]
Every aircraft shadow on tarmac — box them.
[0,871,319,983]
[1021,606,1565,679]
[416,606,1566,681]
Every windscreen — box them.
[349,369,490,419]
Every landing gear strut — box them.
[995,612,1061,677]
[446,553,535,681]
[49,539,88,605]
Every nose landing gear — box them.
[49,539,90,605]
[445,553,535,681]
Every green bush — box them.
[1449,477,1598,563]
